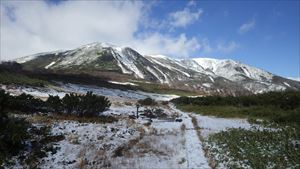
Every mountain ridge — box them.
[14,42,300,95]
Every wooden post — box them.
[136,104,140,118]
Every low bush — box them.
[46,95,63,113]
[142,108,167,118]
[0,116,30,164]
[138,97,157,106]
[172,91,300,109]
[0,89,111,117]
[0,90,31,164]
[61,91,111,117]
[207,126,300,168]
[173,91,300,124]
[11,93,45,113]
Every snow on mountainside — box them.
[15,42,300,94]
[192,58,273,82]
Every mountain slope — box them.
[15,42,300,95]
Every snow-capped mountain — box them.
[15,42,300,95]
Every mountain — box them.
[15,42,300,95]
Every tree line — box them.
[172,91,300,110]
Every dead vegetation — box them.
[25,113,118,124]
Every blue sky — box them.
[144,0,300,78]
[1,0,299,78]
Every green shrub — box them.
[78,91,111,117]
[173,91,300,124]
[10,93,45,113]
[62,92,111,117]
[0,117,30,159]
[46,95,63,113]
[62,93,80,114]
[0,89,10,112]
[207,126,300,168]
[138,97,157,106]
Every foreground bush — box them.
[0,90,31,164]
[61,91,111,117]
[0,115,30,164]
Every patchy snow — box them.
[62,83,178,101]
[108,81,138,86]
[287,77,300,82]
[14,50,62,63]
[193,58,273,82]
[1,85,66,99]
[40,120,141,169]
[202,83,212,88]
[209,76,215,83]
[283,82,291,87]
[147,56,191,77]
[153,66,170,84]
[112,47,145,79]
[14,55,38,64]
[103,105,137,116]
[146,66,165,83]
[34,102,214,169]
[45,61,56,69]
[194,114,251,138]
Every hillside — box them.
[15,42,300,95]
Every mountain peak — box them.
[13,42,300,94]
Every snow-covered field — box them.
[1,83,178,102]
[194,115,251,138]
[1,83,259,169]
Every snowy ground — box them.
[1,83,178,101]
[193,114,251,138]
[34,104,211,169]
[1,83,257,169]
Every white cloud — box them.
[217,41,239,53]
[238,19,255,34]
[0,1,201,60]
[187,0,197,7]
[169,7,203,28]
[198,38,212,53]
[133,33,200,58]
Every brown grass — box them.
[25,113,118,124]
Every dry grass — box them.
[76,148,87,169]
[112,127,145,158]
[25,113,118,124]
[68,134,80,144]
[25,114,53,125]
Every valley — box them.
[1,79,299,168]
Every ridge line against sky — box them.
[0,0,299,78]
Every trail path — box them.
[169,104,211,169]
